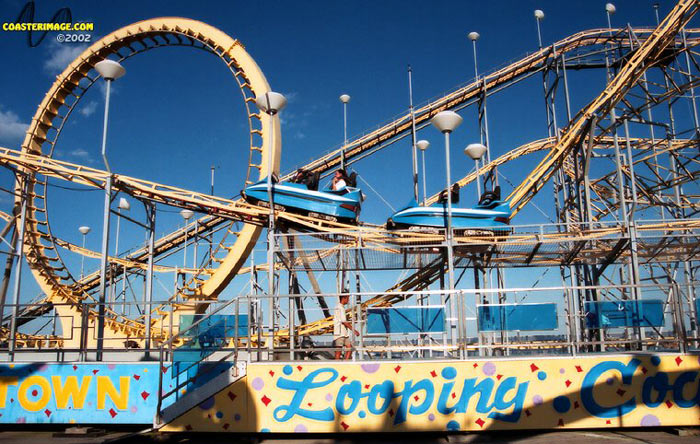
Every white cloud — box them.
[44,42,88,74]
[79,101,98,117]
[96,80,117,99]
[284,92,299,103]
[67,148,95,165]
[0,107,29,147]
[69,148,90,158]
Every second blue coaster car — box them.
[387,186,512,234]
[242,172,363,224]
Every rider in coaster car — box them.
[331,169,348,191]
[292,168,320,191]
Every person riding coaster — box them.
[386,185,512,234]
[241,168,364,224]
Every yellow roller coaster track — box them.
[6,1,699,347]
[16,18,279,347]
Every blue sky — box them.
[0,0,696,330]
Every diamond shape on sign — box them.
[676,356,683,366]
[185,425,192,431]
[574,401,580,409]
[473,363,478,368]
[389,409,394,416]
[616,389,626,397]
[341,421,349,430]
[72,365,77,371]
[307,403,313,407]
[475,418,485,428]
[575,365,583,373]
[92,370,99,375]
[44,409,51,417]
[109,408,117,418]
[297,366,303,371]
[133,374,141,380]
[364,385,370,389]
[666,400,673,408]
[525,410,531,417]
[496,374,503,380]
[261,395,271,407]
[565,380,572,387]
[606,420,611,425]
[341,376,347,382]
[223,423,229,430]
[430,370,437,378]
[530,363,539,372]
[228,391,236,401]
[451,393,456,399]
[641,367,648,374]
[414,395,419,402]
[141,391,150,400]
[394,365,401,373]
[269,370,275,377]
[558,419,564,426]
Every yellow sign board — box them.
[163,354,700,433]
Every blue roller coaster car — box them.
[387,186,511,233]
[242,171,363,224]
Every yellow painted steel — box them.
[507,0,700,215]
[3,8,699,348]
[16,18,279,346]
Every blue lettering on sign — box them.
[273,368,338,422]
[274,365,528,425]
[582,358,700,418]
[581,359,641,418]
[272,359,700,426]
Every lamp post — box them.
[534,10,545,49]
[339,94,350,169]
[431,110,462,290]
[79,226,90,279]
[605,3,616,29]
[465,143,488,199]
[180,209,194,270]
[114,197,130,259]
[416,140,430,206]
[468,31,480,80]
[432,111,462,351]
[254,91,287,354]
[95,58,125,360]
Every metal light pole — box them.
[465,143,488,200]
[534,10,545,49]
[408,66,419,202]
[180,209,194,270]
[468,32,480,80]
[432,111,462,351]
[339,94,350,169]
[210,165,215,195]
[95,59,125,361]
[114,197,130,259]
[431,111,463,291]
[417,140,430,206]
[468,30,493,173]
[606,3,616,29]
[79,226,90,279]
[254,91,287,355]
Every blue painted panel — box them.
[179,314,248,345]
[478,303,558,332]
[584,300,664,328]
[367,307,445,334]
[0,363,174,424]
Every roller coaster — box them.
[0,0,699,432]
